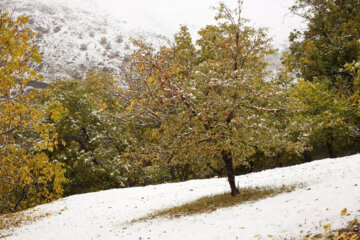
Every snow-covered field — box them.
[3,154,360,240]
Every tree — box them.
[283,0,360,158]
[346,60,360,136]
[34,72,144,195]
[117,1,308,196]
[283,0,360,94]
[116,28,205,183]
[0,12,66,213]
[291,79,356,158]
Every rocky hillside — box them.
[2,0,169,82]
[2,0,300,83]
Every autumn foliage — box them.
[115,2,309,195]
[0,0,359,215]
[0,12,66,214]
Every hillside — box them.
[2,0,169,82]
[2,154,360,240]
[2,0,301,83]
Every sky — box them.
[94,0,304,48]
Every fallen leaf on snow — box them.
[341,208,348,217]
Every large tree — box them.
[118,1,308,196]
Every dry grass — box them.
[0,208,67,239]
[290,208,360,240]
[300,224,360,240]
[134,184,298,222]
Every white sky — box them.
[93,0,304,48]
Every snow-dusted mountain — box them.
[2,0,301,83]
[2,0,170,82]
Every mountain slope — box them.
[3,0,169,82]
[3,154,360,240]
[3,0,302,83]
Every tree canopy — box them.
[284,0,360,159]
[0,12,66,213]
[116,1,309,195]
[283,0,360,93]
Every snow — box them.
[3,0,170,82]
[4,154,360,240]
[3,0,303,83]
[96,0,303,48]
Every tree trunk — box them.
[274,153,283,168]
[169,167,177,182]
[302,150,312,162]
[221,150,239,196]
[182,164,190,181]
[326,140,336,158]
[326,132,336,158]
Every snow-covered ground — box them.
[3,154,360,240]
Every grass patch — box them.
[134,184,298,222]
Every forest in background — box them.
[0,0,359,214]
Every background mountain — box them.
[2,0,170,82]
[2,0,301,83]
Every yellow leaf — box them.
[349,218,358,226]
[253,234,260,238]
[341,208,348,217]
[323,223,331,232]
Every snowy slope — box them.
[3,154,360,240]
[2,0,169,82]
[2,0,302,83]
